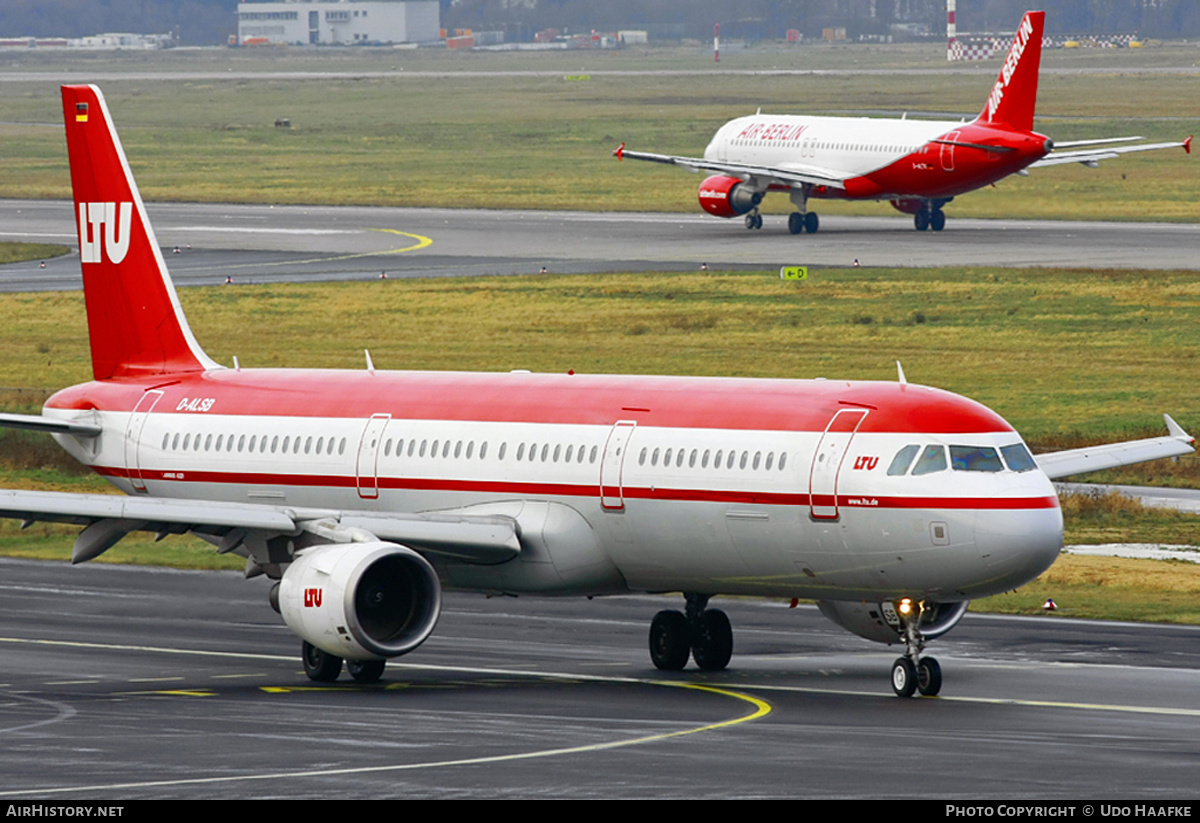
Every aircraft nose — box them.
[974,503,1062,594]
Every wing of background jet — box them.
[1030,136,1191,169]
[614,146,848,190]
[0,488,521,565]
[1034,414,1194,480]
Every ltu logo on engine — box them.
[304,587,323,608]
[78,201,132,264]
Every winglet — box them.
[61,85,220,381]
[614,142,625,160]
[1184,136,1193,155]
[1164,414,1193,444]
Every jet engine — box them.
[817,599,969,645]
[277,542,442,661]
[698,175,763,218]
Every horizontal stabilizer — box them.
[0,412,102,437]
[1035,414,1194,480]
[1030,137,1193,169]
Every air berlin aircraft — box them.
[0,85,1192,698]
[615,11,1192,234]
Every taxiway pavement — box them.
[2,200,1198,294]
[2,557,1200,799]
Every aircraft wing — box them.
[1034,414,1195,480]
[614,145,848,190]
[0,488,521,565]
[1030,136,1191,169]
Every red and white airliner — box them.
[0,85,1192,697]
[615,11,1192,234]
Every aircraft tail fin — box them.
[976,11,1044,133]
[60,85,219,381]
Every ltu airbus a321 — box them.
[0,85,1192,698]
[615,10,1191,234]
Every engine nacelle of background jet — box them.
[698,175,762,218]
[817,600,969,645]
[278,542,442,662]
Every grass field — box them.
[0,42,1196,218]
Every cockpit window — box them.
[950,445,1004,472]
[911,445,947,475]
[1000,443,1037,472]
[887,444,920,476]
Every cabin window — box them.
[162,433,170,450]
[589,445,598,463]
[516,443,525,461]
[455,441,463,459]
[249,435,257,452]
[480,441,488,459]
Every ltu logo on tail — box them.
[78,201,132,264]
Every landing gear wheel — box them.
[347,659,387,683]
[691,608,733,671]
[891,657,917,698]
[649,609,692,671]
[930,210,946,232]
[788,212,805,235]
[744,212,763,230]
[914,210,930,232]
[804,211,819,234]
[917,657,942,696]
[302,640,343,682]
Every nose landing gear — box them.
[891,598,942,697]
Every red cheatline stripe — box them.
[95,466,1058,511]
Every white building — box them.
[237,1,439,46]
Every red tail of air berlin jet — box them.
[0,84,1191,697]
[615,11,1192,234]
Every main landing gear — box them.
[787,211,820,235]
[649,593,733,671]
[914,205,946,232]
[890,599,942,698]
[301,640,386,683]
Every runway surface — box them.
[3,557,1200,800]
[2,199,1198,293]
